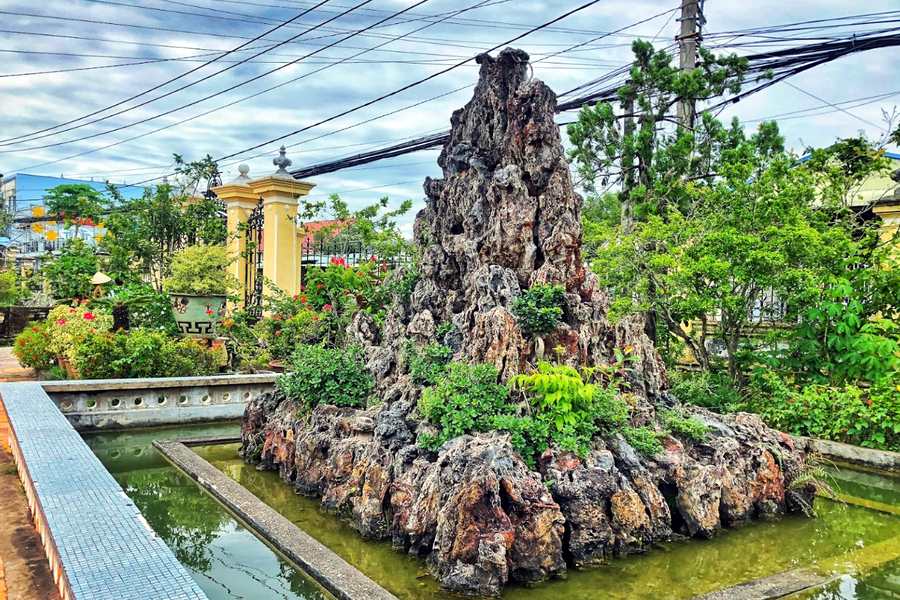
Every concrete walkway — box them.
[0,348,58,600]
[0,348,35,384]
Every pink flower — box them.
[322,304,333,312]
[83,312,95,321]
[56,318,67,325]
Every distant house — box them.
[0,173,147,262]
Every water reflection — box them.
[85,424,330,600]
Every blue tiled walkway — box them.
[0,382,208,600]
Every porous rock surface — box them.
[242,48,814,596]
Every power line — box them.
[0,1,333,145]
[208,0,610,166]
[6,0,497,172]
[783,81,883,130]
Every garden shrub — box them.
[43,239,98,300]
[509,362,630,460]
[418,360,633,467]
[661,409,710,442]
[512,283,566,335]
[163,245,237,295]
[622,426,664,455]
[277,345,373,411]
[417,362,510,451]
[71,328,220,379]
[45,304,114,360]
[13,323,54,370]
[97,283,179,334]
[670,370,743,413]
[746,372,900,452]
[406,342,453,385]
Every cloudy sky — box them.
[1,0,899,232]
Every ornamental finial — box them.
[273,145,292,175]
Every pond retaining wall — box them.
[42,373,277,431]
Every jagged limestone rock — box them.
[242,48,814,597]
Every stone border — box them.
[43,373,277,431]
[795,436,900,472]
[154,439,398,600]
[0,382,208,600]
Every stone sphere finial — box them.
[233,164,251,182]
[273,145,292,174]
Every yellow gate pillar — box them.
[873,199,900,248]
[211,164,258,308]
[248,147,315,300]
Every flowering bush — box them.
[303,258,391,321]
[13,323,55,370]
[45,303,114,361]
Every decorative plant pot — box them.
[57,356,78,379]
[169,294,227,338]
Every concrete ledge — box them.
[0,382,208,600]
[694,569,836,599]
[154,439,397,600]
[43,373,277,431]
[40,373,277,392]
[796,436,900,472]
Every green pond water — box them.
[86,423,331,600]
[87,423,900,599]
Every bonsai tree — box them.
[163,245,237,296]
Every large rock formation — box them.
[242,49,815,596]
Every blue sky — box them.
[1,0,899,234]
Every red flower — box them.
[206,308,215,316]
[299,295,307,304]
[83,312,95,321]
[322,304,333,312]
[330,256,348,267]
[56,318,67,325]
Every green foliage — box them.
[304,258,390,320]
[746,372,900,452]
[512,284,565,336]
[71,328,219,379]
[276,345,373,411]
[0,270,24,306]
[776,267,900,386]
[44,184,108,231]
[670,370,743,413]
[163,245,237,296]
[304,194,414,260]
[622,426,664,456]
[95,283,179,334]
[417,363,510,451]
[102,178,226,289]
[43,239,98,300]
[45,303,113,360]
[406,341,453,385]
[661,409,710,442]
[509,362,629,460]
[13,322,54,370]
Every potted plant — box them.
[163,245,237,338]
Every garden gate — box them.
[244,199,264,320]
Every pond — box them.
[86,423,331,600]
[88,423,900,599]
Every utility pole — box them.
[676,0,705,129]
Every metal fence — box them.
[299,238,412,281]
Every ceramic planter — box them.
[169,293,227,338]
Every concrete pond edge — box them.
[153,438,399,600]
